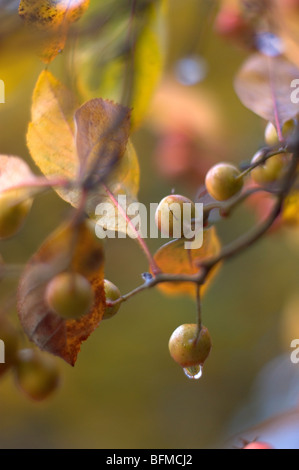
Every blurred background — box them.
[1,0,299,449]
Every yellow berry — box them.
[103,279,121,320]
[168,324,212,367]
[14,349,60,401]
[205,163,243,201]
[251,151,286,185]
[155,195,196,238]
[264,119,296,146]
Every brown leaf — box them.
[153,227,221,297]
[75,98,131,182]
[19,0,90,63]
[17,220,105,366]
[234,53,299,126]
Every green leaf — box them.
[75,0,167,130]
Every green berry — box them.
[103,279,121,320]
[45,272,94,319]
[155,194,196,238]
[205,163,243,201]
[168,324,212,367]
[14,349,60,401]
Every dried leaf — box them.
[75,98,131,180]
[17,220,105,366]
[153,227,221,297]
[234,54,299,126]
[19,0,90,63]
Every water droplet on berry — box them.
[183,364,202,380]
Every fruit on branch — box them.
[45,272,94,319]
[155,194,196,238]
[14,349,60,401]
[264,119,296,146]
[103,279,121,320]
[250,150,285,185]
[0,321,19,378]
[168,324,212,367]
[205,163,243,201]
[0,191,32,240]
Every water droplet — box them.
[183,364,203,380]
[175,56,208,86]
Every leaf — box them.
[27,70,140,234]
[234,54,299,127]
[153,227,221,298]
[74,98,131,180]
[19,0,90,63]
[0,155,35,192]
[27,70,78,204]
[75,0,167,130]
[17,220,105,366]
[0,155,46,202]
[129,0,167,130]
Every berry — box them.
[243,441,274,449]
[45,272,94,319]
[155,194,196,238]
[168,324,212,367]
[14,349,60,401]
[251,151,285,185]
[205,163,243,201]
[0,191,32,240]
[264,119,296,146]
[103,279,121,320]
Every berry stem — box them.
[107,148,299,306]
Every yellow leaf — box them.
[27,70,140,233]
[27,70,79,204]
